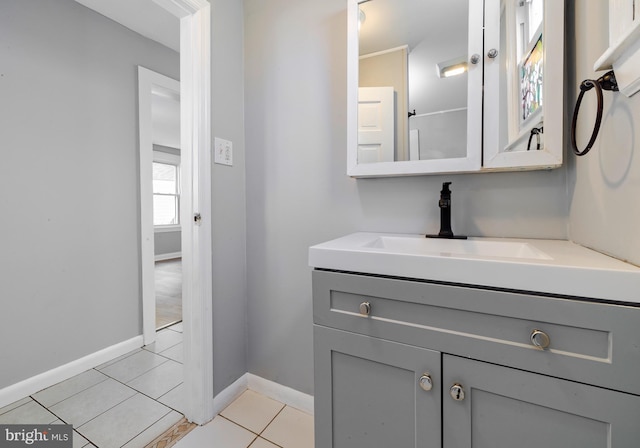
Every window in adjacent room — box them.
[153,152,180,227]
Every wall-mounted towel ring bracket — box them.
[570,70,619,156]
[527,126,543,151]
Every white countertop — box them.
[308,233,640,304]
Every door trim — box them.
[139,0,214,425]
[138,66,180,347]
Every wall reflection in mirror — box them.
[357,0,469,163]
[356,0,546,166]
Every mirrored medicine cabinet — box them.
[347,0,565,177]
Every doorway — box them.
[137,0,214,425]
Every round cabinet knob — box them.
[530,329,550,349]
[359,301,371,316]
[418,373,433,392]
[450,383,465,401]
[470,53,480,65]
[487,48,499,59]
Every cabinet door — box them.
[483,0,564,169]
[443,355,640,447]
[314,325,441,448]
[346,0,483,177]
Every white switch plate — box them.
[214,137,233,166]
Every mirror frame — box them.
[483,0,564,170]
[347,0,483,177]
[347,0,564,177]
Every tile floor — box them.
[174,390,314,448]
[155,258,182,329]
[1,322,314,448]
[0,323,186,448]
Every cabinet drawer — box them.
[313,270,640,395]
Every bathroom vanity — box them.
[309,233,640,447]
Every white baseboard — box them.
[211,374,249,416]
[0,336,143,409]
[247,374,314,415]
[155,252,182,262]
[2,342,315,420]
[210,373,314,420]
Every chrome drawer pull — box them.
[418,373,433,392]
[530,329,550,349]
[450,383,465,401]
[359,301,371,316]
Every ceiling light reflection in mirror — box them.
[357,0,470,164]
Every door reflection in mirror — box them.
[357,0,469,163]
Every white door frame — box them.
[138,66,180,349]
[138,0,214,425]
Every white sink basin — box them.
[364,235,552,260]
[309,232,640,303]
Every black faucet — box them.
[426,182,467,239]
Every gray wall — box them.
[154,231,181,257]
[243,0,568,395]
[0,0,179,388]
[210,0,249,396]
[153,144,180,157]
[568,1,640,267]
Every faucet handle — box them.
[440,182,452,207]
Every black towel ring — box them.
[527,126,543,151]
[570,70,618,156]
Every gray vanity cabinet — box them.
[312,269,640,447]
[442,355,640,447]
[314,325,441,447]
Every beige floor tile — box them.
[0,400,58,424]
[51,420,90,448]
[77,393,172,448]
[0,397,31,415]
[159,342,183,363]
[95,349,142,371]
[249,437,280,448]
[262,406,314,448]
[157,384,185,414]
[97,350,167,383]
[33,369,108,407]
[221,390,285,434]
[126,360,182,399]
[121,410,183,448]
[143,329,183,354]
[49,378,136,426]
[72,429,91,448]
[173,416,256,448]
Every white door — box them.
[358,86,395,163]
[138,0,214,425]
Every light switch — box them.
[214,137,233,166]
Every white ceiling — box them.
[74,0,180,52]
[359,0,468,55]
[74,0,181,149]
